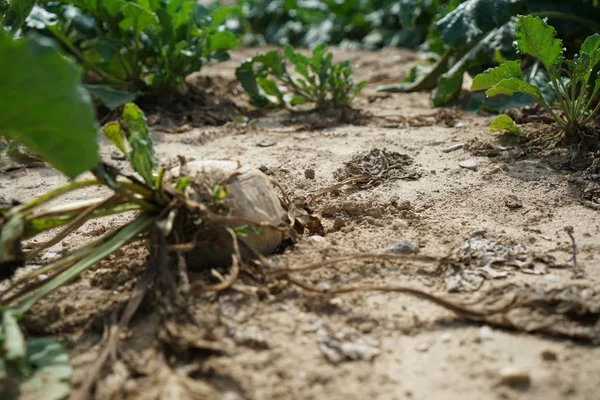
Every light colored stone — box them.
[459,159,478,170]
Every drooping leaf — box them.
[489,114,524,135]
[432,19,519,106]
[121,103,157,188]
[515,15,563,69]
[102,122,128,155]
[2,311,26,362]
[85,85,138,110]
[0,34,100,179]
[378,50,451,93]
[471,60,523,91]
[486,78,544,103]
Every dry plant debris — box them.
[335,148,420,187]
[444,234,565,292]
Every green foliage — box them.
[472,16,600,139]
[225,0,457,50]
[236,44,366,111]
[379,0,600,108]
[489,114,524,135]
[103,103,161,189]
[1,311,71,400]
[20,0,237,97]
[0,32,99,179]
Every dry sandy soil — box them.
[2,48,600,400]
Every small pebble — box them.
[387,240,419,254]
[459,159,478,171]
[309,235,327,243]
[478,326,494,342]
[505,195,523,209]
[415,343,430,352]
[541,349,558,361]
[440,332,452,343]
[304,168,315,179]
[392,219,409,230]
[498,366,531,387]
[454,122,466,128]
[544,274,561,283]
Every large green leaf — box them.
[515,15,563,69]
[471,60,523,91]
[0,34,99,179]
[486,77,544,102]
[435,0,522,47]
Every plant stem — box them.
[19,179,101,215]
[48,28,127,86]
[23,202,141,239]
[13,214,156,315]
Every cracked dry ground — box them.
[2,48,600,400]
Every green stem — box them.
[48,28,126,86]
[19,179,101,215]
[13,214,156,315]
[23,202,141,239]
[579,82,600,124]
[581,99,600,126]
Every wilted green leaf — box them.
[0,34,99,179]
[85,85,138,110]
[486,78,544,103]
[515,15,563,69]
[489,114,524,135]
[175,176,190,193]
[121,104,157,188]
[471,61,523,91]
[2,311,25,362]
[102,122,128,155]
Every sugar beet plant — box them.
[1,0,238,102]
[472,15,600,142]
[236,44,366,111]
[0,30,273,399]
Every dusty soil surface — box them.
[2,48,600,400]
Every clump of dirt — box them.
[334,148,420,185]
